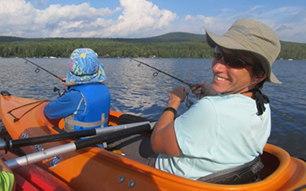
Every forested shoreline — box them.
[0,33,305,60]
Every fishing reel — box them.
[53,87,67,97]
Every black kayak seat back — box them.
[119,114,155,124]
[197,156,264,184]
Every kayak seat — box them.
[119,114,155,136]
[197,156,264,184]
[257,151,279,180]
[119,114,155,124]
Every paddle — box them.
[0,121,155,152]
[5,121,156,169]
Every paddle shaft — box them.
[5,121,155,169]
[0,121,155,151]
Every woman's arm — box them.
[151,87,188,156]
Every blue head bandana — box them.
[66,48,106,86]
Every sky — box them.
[0,0,306,43]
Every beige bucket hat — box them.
[206,18,281,84]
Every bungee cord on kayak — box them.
[2,92,49,122]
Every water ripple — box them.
[0,58,305,159]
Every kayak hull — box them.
[1,93,306,191]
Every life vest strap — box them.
[65,116,108,128]
[64,113,108,132]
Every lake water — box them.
[0,58,305,160]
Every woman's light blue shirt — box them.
[155,94,271,180]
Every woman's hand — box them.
[191,82,218,99]
[168,86,189,104]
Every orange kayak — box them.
[0,92,305,191]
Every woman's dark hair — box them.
[252,62,266,89]
[247,56,266,89]
[240,50,267,89]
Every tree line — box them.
[0,38,305,60]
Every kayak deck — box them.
[1,93,306,191]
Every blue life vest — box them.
[65,83,110,131]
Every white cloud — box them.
[104,0,176,37]
[0,0,176,38]
[0,0,305,43]
[177,5,306,43]
[184,15,194,21]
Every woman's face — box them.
[211,47,257,94]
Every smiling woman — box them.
[149,18,281,180]
[101,18,284,183]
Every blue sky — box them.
[1,0,306,43]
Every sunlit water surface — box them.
[0,58,305,159]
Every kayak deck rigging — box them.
[7,99,48,122]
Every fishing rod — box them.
[130,58,215,108]
[22,57,65,83]
[22,57,67,96]
[130,58,194,87]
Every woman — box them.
[107,18,281,181]
[151,18,281,180]
[44,48,111,137]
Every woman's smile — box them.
[211,48,255,94]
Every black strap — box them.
[163,107,177,119]
[242,89,270,116]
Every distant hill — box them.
[0,32,305,59]
[0,36,26,43]
[110,32,206,43]
[0,32,206,43]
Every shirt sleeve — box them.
[174,98,219,159]
[44,91,83,119]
